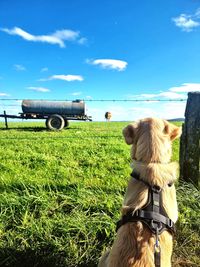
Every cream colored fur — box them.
[98,117,181,267]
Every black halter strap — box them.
[116,171,175,267]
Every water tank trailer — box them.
[0,99,92,130]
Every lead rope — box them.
[154,227,161,267]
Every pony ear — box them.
[122,123,138,145]
[164,123,182,141]
[170,126,182,140]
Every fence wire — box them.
[0,98,185,141]
[0,98,187,102]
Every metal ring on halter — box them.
[151,220,162,233]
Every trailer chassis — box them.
[0,110,92,130]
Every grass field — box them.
[0,121,199,267]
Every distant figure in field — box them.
[105,112,112,121]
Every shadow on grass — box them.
[0,127,47,132]
[0,247,97,267]
[0,247,65,267]
[0,126,82,132]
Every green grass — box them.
[0,121,199,267]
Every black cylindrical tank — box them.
[22,100,85,116]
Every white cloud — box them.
[51,75,83,81]
[41,67,48,72]
[0,92,10,96]
[2,27,64,47]
[161,102,186,119]
[88,59,128,71]
[40,74,84,82]
[78,37,87,45]
[27,86,50,92]
[169,83,200,93]
[172,10,200,32]
[53,29,79,41]
[71,91,82,96]
[111,105,157,120]
[14,64,26,71]
[128,84,198,100]
[139,94,157,98]
[126,91,186,100]
[158,92,184,99]
[195,8,200,17]
[1,27,86,48]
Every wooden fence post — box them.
[4,110,8,129]
[180,92,200,187]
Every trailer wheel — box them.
[64,119,69,128]
[46,114,65,130]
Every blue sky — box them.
[0,0,200,121]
